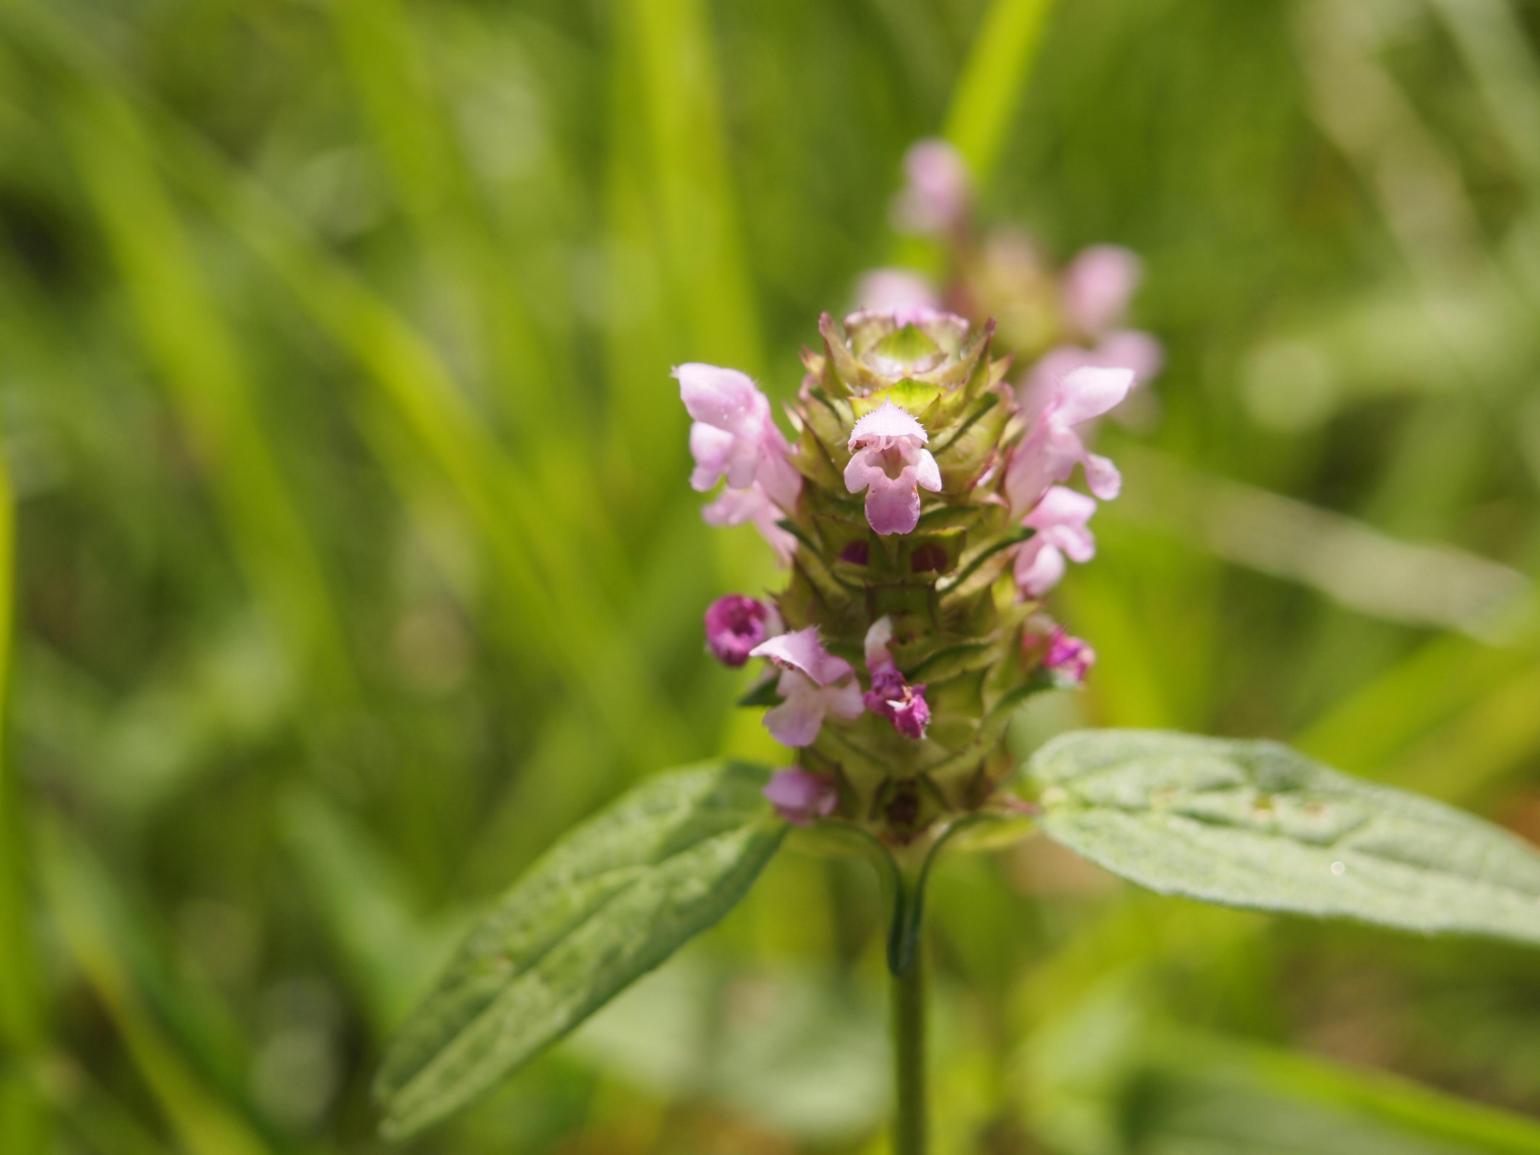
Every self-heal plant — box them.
[378,318,1540,1152]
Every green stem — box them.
[890,939,929,1155]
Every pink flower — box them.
[704,595,776,667]
[1062,245,1141,337]
[763,767,839,826]
[1005,366,1134,512]
[675,362,801,509]
[1043,628,1095,684]
[862,618,930,740]
[1021,334,1164,412]
[702,484,797,565]
[1096,330,1164,383]
[1014,487,1097,598]
[750,628,864,747]
[854,269,942,323]
[893,139,971,235]
[844,403,943,536]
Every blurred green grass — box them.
[2,0,1539,1152]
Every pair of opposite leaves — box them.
[374,729,1540,1140]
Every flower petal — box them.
[892,139,971,235]
[864,616,895,668]
[1015,543,1066,597]
[864,477,923,536]
[764,690,824,748]
[824,679,867,722]
[688,423,736,492]
[843,448,885,496]
[855,269,941,318]
[1025,485,1097,530]
[751,626,853,686]
[702,484,797,564]
[1054,366,1136,425]
[675,363,764,427]
[1097,330,1164,382]
[913,448,942,493]
[849,401,928,448]
[1062,245,1141,337]
[1083,452,1122,501]
[763,768,839,824]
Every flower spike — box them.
[682,300,1134,840]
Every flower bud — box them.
[763,768,840,826]
[704,595,775,667]
[1062,245,1142,338]
[863,618,931,739]
[892,139,971,236]
[1042,628,1096,685]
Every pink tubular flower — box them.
[703,484,797,565]
[862,618,930,739]
[750,628,864,747]
[704,595,775,667]
[893,139,971,235]
[1096,331,1164,384]
[1062,245,1141,337]
[676,362,801,509]
[1014,487,1098,598]
[1022,335,1164,413]
[1043,628,1095,684]
[1005,366,1135,512]
[854,269,942,323]
[844,403,943,536]
[763,767,839,826]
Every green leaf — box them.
[1123,1030,1540,1155]
[1023,730,1540,945]
[375,761,785,1139]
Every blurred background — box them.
[3,0,1540,1152]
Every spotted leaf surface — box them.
[376,761,785,1139]
[1024,730,1540,945]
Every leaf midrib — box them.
[383,819,768,1126]
[1047,807,1540,916]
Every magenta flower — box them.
[845,402,943,536]
[676,363,799,504]
[862,618,930,740]
[763,767,839,826]
[1005,366,1134,512]
[751,627,864,747]
[704,595,776,667]
[893,139,971,236]
[1014,487,1098,598]
[1062,245,1141,337]
[1043,628,1096,684]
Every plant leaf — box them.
[1022,730,1540,945]
[375,761,785,1139]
